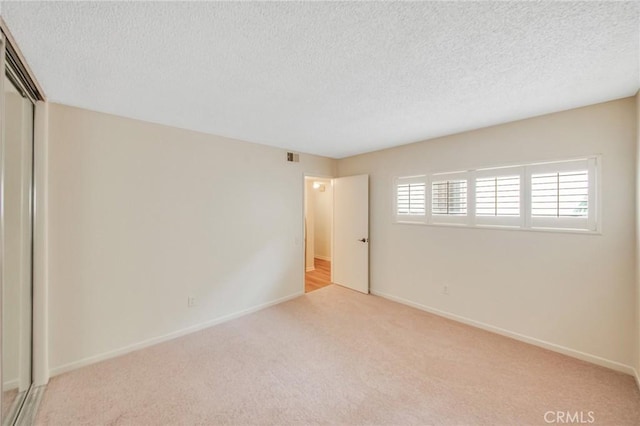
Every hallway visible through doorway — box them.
[304,176,333,293]
[305,258,331,293]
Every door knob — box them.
[358,238,369,243]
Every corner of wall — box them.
[43,104,338,374]
[341,98,638,375]
[330,156,339,179]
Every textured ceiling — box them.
[2,1,639,158]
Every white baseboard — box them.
[634,368,640,390]
[3,379,18,392]
[314,255,331,261]
[306,266,315,272]
[49,291,304,377]
[371,289,636,377]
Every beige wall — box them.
[338,97,637,370]
[43,97,639,376]
[47,103,335,374]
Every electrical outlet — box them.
[442,285,449,295]
[188,297,197,307]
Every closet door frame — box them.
[0,18,47,426]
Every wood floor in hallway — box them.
[305,258,331,293]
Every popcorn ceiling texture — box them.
[2,1,638,158]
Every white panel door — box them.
[332,174,369,294]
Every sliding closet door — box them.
[1,70,34,425]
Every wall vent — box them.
[287,152,299,162]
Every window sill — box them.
[393,220,601,236]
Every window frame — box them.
[392,156,601,234]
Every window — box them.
[474,166,524,227]
[531,172,588,218]
[527,158,597,231]
[476,176,520,217]
[392,157,599,233]
[432,180,467,215]
[395,176,426,222]
[431,173,468,224]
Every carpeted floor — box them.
[36,285,640,425]
[2,388,18,419]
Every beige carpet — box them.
[2,388,18,418]
[36,285,640,425]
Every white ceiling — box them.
[2,2,638,159]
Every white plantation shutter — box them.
[531,171,588,218]
[395,176,426,222]
[397,183,426,215]
[474,166,524,227]
[432,180,467,215]
[476,176,520,216]
[431,172,468,224]
[527,158,597,231]
[392,157,598,233]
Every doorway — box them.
[303,174,370,295]
[304,177,333,293]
